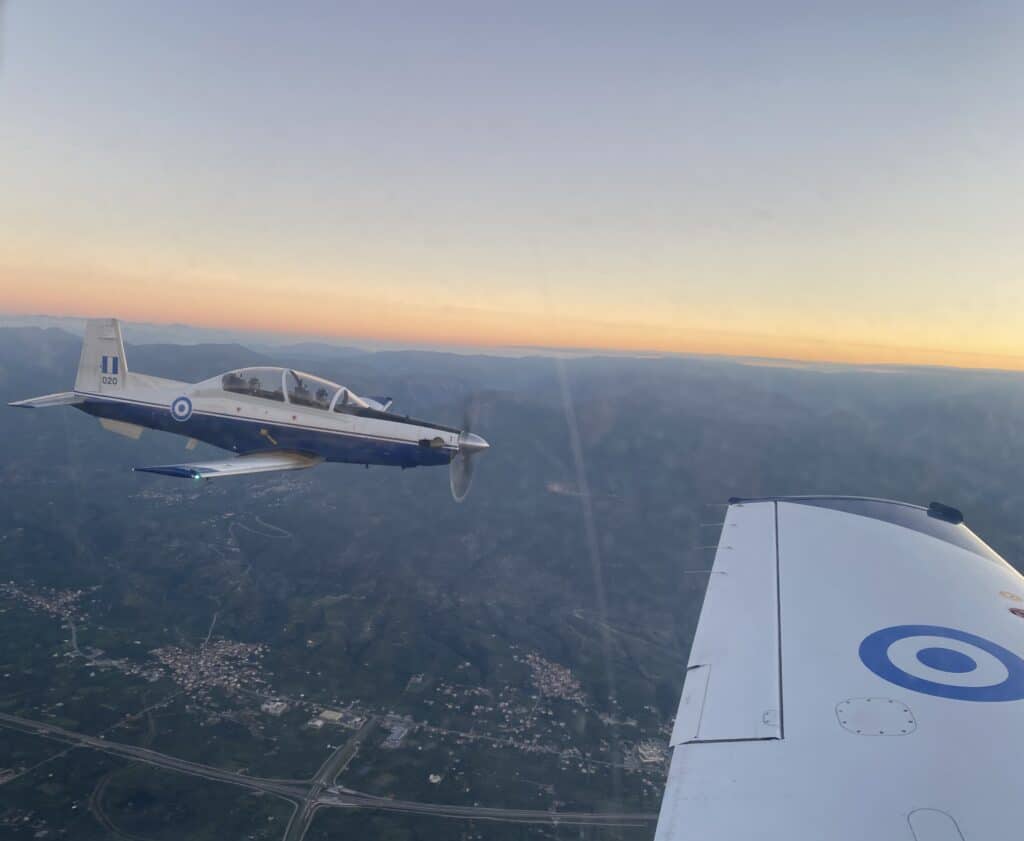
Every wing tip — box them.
[134,465,207,480]
[927,500,964,525]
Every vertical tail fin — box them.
[74,318,128,394]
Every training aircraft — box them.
[10,318,489,500]
[654,495,1024,840]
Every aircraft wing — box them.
[655,496,1024,841]
[133,450,323,480]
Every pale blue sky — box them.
[1,1,1022,363]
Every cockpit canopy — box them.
[219,367,369,410]
[285,369,339,410]
[221,367,284,401]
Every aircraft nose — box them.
[459,431,489,454]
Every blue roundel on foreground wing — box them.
[859,625,1024,701]
[170,396,193,422]
[916,646,977,673]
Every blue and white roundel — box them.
[170,396,193,422]
[859,624,1024,702]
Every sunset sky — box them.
[1,2,1022,366]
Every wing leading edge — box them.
[655,496,1024,841]
[134,450,323,480]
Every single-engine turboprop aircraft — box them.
[10,318,489,500]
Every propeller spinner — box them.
[449,400,489,504]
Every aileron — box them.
[679,500,781,744]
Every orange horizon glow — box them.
[5,261,1024,372]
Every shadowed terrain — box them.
[1,326,1023,839]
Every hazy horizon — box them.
[7,311,1024,377]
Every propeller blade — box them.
[449,430,489,502]
[450,450,476,502]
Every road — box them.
[322,787,657,827]
[0,711,658,837]
[282,715,378,841]
[0,711,305,801]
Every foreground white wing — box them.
[656,496,1024,841]
[134,450,323,480]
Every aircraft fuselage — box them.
[75,383,459,469]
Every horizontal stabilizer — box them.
[8,391,83,409]
[133,450,322,481]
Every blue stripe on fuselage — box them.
[76,396,452,468]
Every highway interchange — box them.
[0,710,658,838]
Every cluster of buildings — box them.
[2,569,671,795]
[380,714,414,748]
[519,652,585,703]
[80,649,165,683]
[430,680,493,713]
[416,651,670,787]
[637,739,669,765]
[151,639,267,698]
[0,580,88,621]
[307,707,366,730]
[260,699,289,716]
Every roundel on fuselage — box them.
[170,396,193,422]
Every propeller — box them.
[449,397,489,502]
